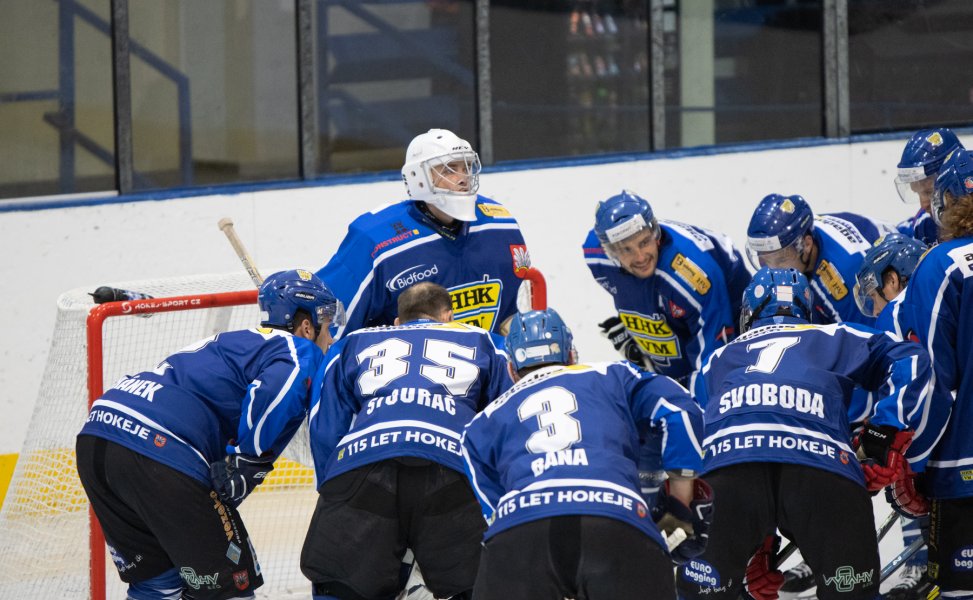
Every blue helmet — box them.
[505,308,575,371]
[593,190,661,258]
[745,194,815,270]
[853,233,927,318]
[258,269,344,332]
[739,267,812,333]
[895,128,964,204]
[932,149,973,227]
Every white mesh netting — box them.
[0,273,318,600]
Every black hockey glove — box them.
[209,453,275,507]
[651,478,714,564]
[598,316,649,368]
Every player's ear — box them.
[506,361,521,383]
[394,316,401,326]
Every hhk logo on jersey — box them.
[618,310,682,364]
[449,276,503,331]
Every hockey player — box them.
[316,128,531,338]
[76,269,341,600]
[745,193,894,328]
[893,148,973,599]
[854,233,935,600]
[677,267,932,600]
[584,190,751,390]
[301,282,512,600]
[894,127,964,245]
[462,308,711,600]
[583,190,748,507]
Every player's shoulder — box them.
[471,195,519,223]
[345,200,424,240]
[915,237,973,281]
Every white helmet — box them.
[401,129,481,222]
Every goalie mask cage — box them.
[0,273,318,600]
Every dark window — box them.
[0,1,115,199]
[314,0,477,174]
[849,0,973,133]
[128,1,299,191]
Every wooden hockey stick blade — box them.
[218,217,264,287]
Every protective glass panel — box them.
[0,0,114,200]
[128,0,299,190]
[849,0,973,132]
[664,0,824,148]
[314,0,477,174]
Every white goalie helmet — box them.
[401,129,481,222]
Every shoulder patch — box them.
[946,244,973,278]
[478,203,511,218]
[815,260,848,300]
[256,327,274,335]
[670,253,711,295]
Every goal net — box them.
[0,273,318,600]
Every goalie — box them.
[76,270,341,600]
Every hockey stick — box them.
[881,536,925,583]
[218,217,264,287]
[773,509,898,569]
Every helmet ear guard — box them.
[401,129,481,222]
[258,269,344,333]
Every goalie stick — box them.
[218,217,264,287]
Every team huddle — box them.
[75,127,973,600]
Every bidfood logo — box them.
[386,264,439,292]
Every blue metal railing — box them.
[0,0,193,192]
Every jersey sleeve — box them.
[626,365,705,474]
[460,412,506,521]
[481,338,513,410]
[844,326,932,435]
[315,219,383,338]
[307,340,360,487]
[228,336,320,459]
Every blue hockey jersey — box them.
[805,213,894,326]
[583,220,751,388]
[696,319,931,486]
[316,197,529,337]
[79,329,325,486]
[896,208,939,246]
[894,237,973,499]
[309,320,511,488]
[461,362,704,549]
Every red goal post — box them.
[85,290,257,600]
[0,273,317,600]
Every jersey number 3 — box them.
[517,387,582,454]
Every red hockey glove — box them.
[886,469,930,518]
[857,425,913,492]
[745,535,785,600]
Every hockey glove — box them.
[886,470,930,518]
[745,535,785,600]
[651,478,714,564]
[857,424,913,492]
[210,453,275,507]
[598,316,650,369]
